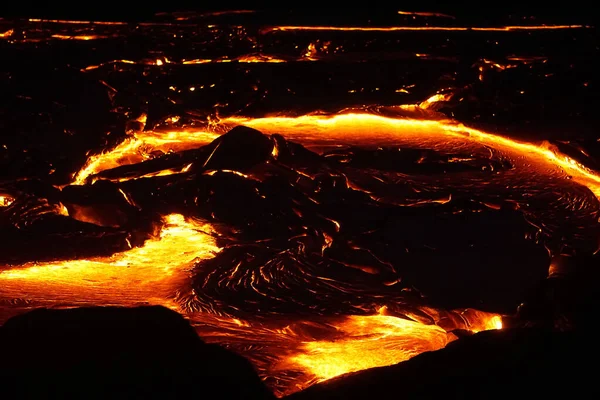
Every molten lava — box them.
[262,24,588,33]
[223,113,600,200]
[7,107,598,395]
[73,130,219,184]
[285,314,454,382]
[0,12,595,398]
[0,109,525,396]
[73,111,600,202]
[0,214,220,309]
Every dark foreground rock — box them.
[287,327,598,400]
[0,306,274,400]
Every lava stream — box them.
[75,112,600,201]
[0,214,220,310]
[9,109,595,397]
[0,208,502,397]
[262,24,588,34]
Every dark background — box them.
[0,2,594,24]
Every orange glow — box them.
[221,113,600,200]
[71,111,600,202]
[2,12,590,398]
[487,315,503,330]
[235,54,287,63]
[27,19,127,25]
[0,208,501,397]
[283,315,455,383]
[262,24,588,33]
[50,34,106,40]
[183,54,288,64]
[410,307,504,333]
[470,25,589,31]
[273,306,502,394]
[0,29,13,38]
[455,310,503,332]
[85,55,291,68]
[83,59,139,70]
[0,198,503,398]
[72,130,219,184]
[182,59,213,65]
[506,56,548,63]
[304,42,319,60]
[81,54,316,69]
[191,307,501,397]
[0,195,15,207]
[9,109,584,396]
[398,11,455,18]
[197,9,255,17]
[419,93,453,108]
[0,214,220,308]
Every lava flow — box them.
[0,214,220,312]
[262,24,588,33]
[4,106,600,396]
[0,11,596,398]
[74,111,600,201]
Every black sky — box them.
[0,3,594,23]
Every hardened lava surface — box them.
[0,9,598,397]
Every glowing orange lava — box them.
[50,34,110,40]
[235,54,287,63]
[72,129,219,184]
[262,24,588,34]
[0,207,503,397]
[71,111,600,202]
[221,113,600,200]
[2,11,592,397]
[397,11,455,18]
[27,19,127,25]
[190,307,501,397]
[0,214,220,309]
[0,195,15,207]
[11,109,589,396]
[283,314,455,382]
[83,54,291,69]
[197,10,256,17]
[0,29,14,38]
[181,54,288,65]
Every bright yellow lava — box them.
[0,29,14,38]
[222,113,600,199]
[0,214,220,307]
[50,34,110,40]
[263,25,587,33]
[182,55,288,64]
[285,314,455,383]
[73,130,219,184]
[5,110,579,396]
[0,195,14,207]
[273,307,501,394]
[487,315,503,330]
[72,112,600,202]
[397,11,455,18]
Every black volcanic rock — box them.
[61,180,142,228]
[199,125,274,172]
[287,327,597,400]
[0,61,125,184]
[516,253,600,330]
[0,214,132,265]
[0,192,133,264]
[0,306,274,400]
